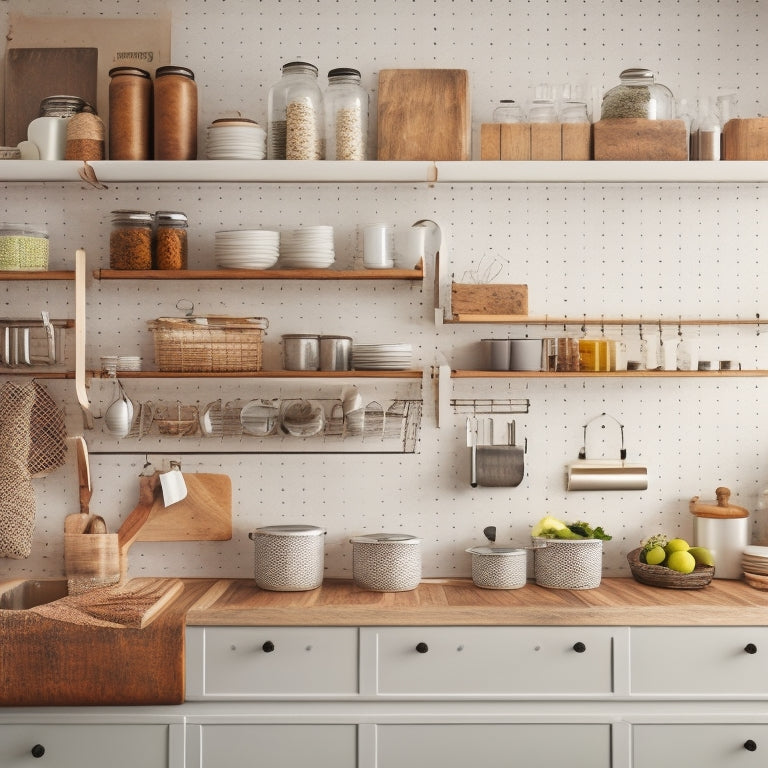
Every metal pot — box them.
[282,334,320,370]
[319,335,352,371]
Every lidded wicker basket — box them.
[466,546,527,590]
[249,524,325,591]
[350,533,421,592]
[533,537,603,590]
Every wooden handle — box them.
[75,436,92,515]
[117,474,162,580]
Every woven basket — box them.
[249,525,325,592]
[149,316,267,372]
[627,547,714,589]
[533,537,603,590]
[350,533,421,592]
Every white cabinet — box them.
[0,723,170,768]
[376,723,611,768]
[633,724,768,767]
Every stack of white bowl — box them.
[279,225,335,269]
[352,343,413,370]
[214,229,279,269]
[206,118,266,160]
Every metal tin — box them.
[693,516,749,580]
[282,334,320,370]
[350,532,421,592]
[249,524,326,591]
[319,335,352,371]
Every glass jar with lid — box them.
[108,66,152,160]
[267,61,324,160]
[528,99,558,123]
[492,99,524,123]
[109,210,153,270]
[154,211,188,270]
[324,67,368,160]
[601,68,674,120]
[39,95,87,118]
[153,65,198,160]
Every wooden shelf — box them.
[93,268,424,281]
[452,369,768,378]
[446,314,764,327]
[0,270,75,281]
[0,370,75,378]
[91,369,423,379]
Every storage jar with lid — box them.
[601,68,674,120]
[29,95,88,160]
[154,211,188,270]
[154,65,198,160]
[109,210,153,270]
[0,224,49,271]
[350,533,421,592]
[64,108,105,161]
[268,61,324,160]
[492,99,524,123]
[108,66,152,160]
[324,67,367,160]
[249,524,326,591]
[466,546,528,589]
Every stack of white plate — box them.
[279,225,335,269]
[742,545,768,576]
[214,229,279,269]
[352,343,413,370]
[116,355,142,372]
[206,118,266,160]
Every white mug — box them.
[395,225,426,269]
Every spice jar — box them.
[492,99,524,123]
[108,66,152,160]
[324,67,367,160]
[154,65,198,160]
[267,61,324,160]
[154,211,188,270]
[109,210,153,270]
[601,68,675,120]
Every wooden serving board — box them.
[377,69,470,160]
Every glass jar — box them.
[267,61,324,160]
[601,68,674,120]
[39,95,87,118]
[110,210,153,270]
[492,99,524,123]
[0,224,49,271]
[527,99,558,123]
[154,211,188,270]
[108,66,152,160]
[325,67,367,160]
[154,65,198,160]
[559,101,590,123]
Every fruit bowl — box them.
[627,548,714,589]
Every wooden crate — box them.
[593,118,688,160]
[451,282,528,319]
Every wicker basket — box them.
[149,316,267,372]
[533,537,603,590]
[350,533,421,592]
[627,547,714,589]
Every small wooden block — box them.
[500,123,531,160]
[722,118,768,160]
[530,123,562,160]
[593,118,688,160]
[562,122,592,160]
[452,283,528,318]
[480,123,501,160]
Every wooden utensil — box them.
[65,436,92,534]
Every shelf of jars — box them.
[0,270,75,280]
[92,267,424,281]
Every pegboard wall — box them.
[3,0,768,582]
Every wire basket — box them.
[149,316,267,372]
[533,537,603,590]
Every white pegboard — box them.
[3,0,768,582]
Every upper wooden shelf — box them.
[93,268,424,281]
[0,270,75,281]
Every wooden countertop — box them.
[185,577,768,626]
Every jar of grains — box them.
[154,65,198,160]
[108,67,152,160]
[324,67,368,160]
[110,210,153,270]
[154,211,188,270]
[267,61,324,160]
[601,68,675,120]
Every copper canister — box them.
[108,67,152,160]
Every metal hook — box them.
[176,298,195,317]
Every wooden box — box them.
[451,282,528,319]
[723,118,768,160]
[592,118,688,160]
[480,122,592,161]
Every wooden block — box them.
[480,123,501,160]
[562,122,592,160]
[530,122,562,160]
[593,119,688,160]
[452,283,528,318]
[723,118,768,160]
[500,123,531,160]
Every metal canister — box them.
[108,66,152,160]
[319,335,352,371]
[282,334,320,370]
[154,65,197,160]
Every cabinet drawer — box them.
[372,626,614,695]
[192,626,358,696]
[0,724,168,768]
[194,724,357,768]
[629,627,768,695]
[377,724,611,768]
[634,724,768,767]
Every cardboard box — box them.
[451,283,528,319]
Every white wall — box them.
[2,0,767,581]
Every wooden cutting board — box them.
[377,69,470,160]
[4,47,98,147]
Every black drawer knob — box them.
[415,642,429,653]
[262,640,275,653]
[31,745,45,758]
[745,643,758,654]
[744,739,757,752]
[572,641,587,653]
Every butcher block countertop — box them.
[185,577,768,626]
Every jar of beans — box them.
[154,211,188,270]
[110,210,153,270]
[601,68,675,120]
[267,61,324,160]
[324,67,367,160]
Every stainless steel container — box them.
[282,334,320,370]
[350,533,421,591]
[249,524,325,591]
[319,335,352,371]
[693,516,749,579]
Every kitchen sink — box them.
[0,579,68,610]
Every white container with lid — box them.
[350,532,421,591]
[466,546,528,589]
[249,524,326,591]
